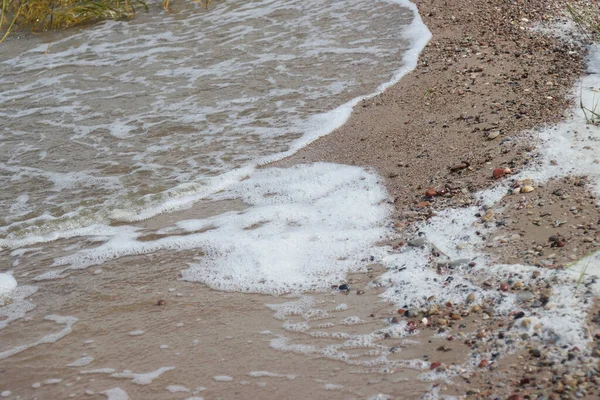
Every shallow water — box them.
[0,0,416,239]
[0,0,434,397]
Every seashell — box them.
[481,209,494,222]
[521,185,534,193]
[421,317,428,325]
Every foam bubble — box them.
[166,385,190,393]
[213,376,233,382]
[0,273,17,295]
[111,367,175,385]
[102,388,129,400]
[67,356,94,367]
[248,371,295,380]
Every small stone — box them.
[430,362,442,370]
[479,359,488,368]
[531,348,542,358]
[532,270,541,279]
[475,331,487,339]
[517,291,534,302]
[514,311,525,319]
[481,209,495,222]
[500,283,509,291]
[512,281,523,290]
[408,237,427,247]
[493,167,511,179]
[450,313,461,320]
[466,293,476,304]
[487,130,500,140]
[521,185,535,193]
[425,187,437,197]
[338,284,350,291]
[471,305,482,313]
[356,289,365,295]
[157,299,166,306]
[405,309,418,318]
[563,375,578,389]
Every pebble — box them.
[487,130,500,140]
[517,291,534,302]
[408,237,427,247]
[157,299,166,306]
[466,293,476,304]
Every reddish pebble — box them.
[520,377,531,386]
[492,167,510,179]
[478,359,488,368]
[500,283,509,291]
[397,308,406,315]
[356,290,365,295]
[156,299,166,306]
[508,395,522,400]
[430,362,441,370]
[447,335,454,341]
[425,188,437,197]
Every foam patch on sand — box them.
[42,164,391,294]
[0,285,38,330]
[111,366,175,385]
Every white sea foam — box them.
[111,366,175,385]
[0,285,37,330]
[248,371,295,379]
[67,356,94,367]
[0,273,17,296]
[0,315,76,360]
[33,164,391,294]
[102,387,129,400]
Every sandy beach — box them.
[1,0,599,399]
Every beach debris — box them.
[356,289,365,295]
[156,299,166,306]
[492,167,511,179]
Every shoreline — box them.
[273,0,600,397]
